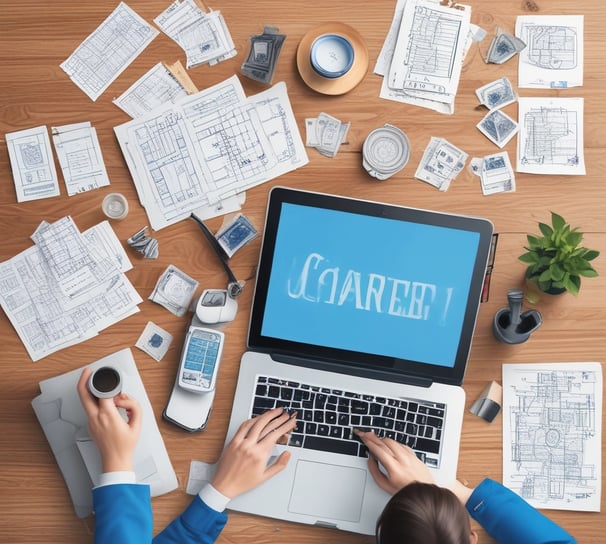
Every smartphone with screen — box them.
[177,325,224,393]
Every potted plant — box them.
[519,212,599,300]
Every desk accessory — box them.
[519,212,599,301]
[296,22,368,95]
[102,192,128,220]
[163,316,224,431]
[362,124,410,180]
[87,366,122,399]
[493,289,542,344]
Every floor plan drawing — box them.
[517,97,585,176]
[61,2,158,101]
[516,15,584,88]
[502,362,602,512]
[115,76,308,230]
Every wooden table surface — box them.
[1,1,604,542]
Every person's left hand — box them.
[210,408,298,499]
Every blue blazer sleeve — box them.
[466,479,577,544]
[93,484,153,544]
[152,495,228,544]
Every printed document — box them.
[61,2,158,101]
[115,75,308,230]
[503,362,602,512]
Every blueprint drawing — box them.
[115,75,308,230]
[61,2,158,101]
[516,15,584,88]
[502,362,602,512]
[517,97,585,176]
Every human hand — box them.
[77,367,142,473]
[354,429,434,495]
[211,408,298,499]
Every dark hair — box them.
[376,482,471,544]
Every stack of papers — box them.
[114,75,308,231]
[154,0,236,68]
[375,0,474,114]
[0,217,142,361]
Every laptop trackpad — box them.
[287,460,366,522]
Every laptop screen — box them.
[248,187,493,386]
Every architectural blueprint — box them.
[6,125,60,202]
[517,97,585,176]
[61,2,158,101]
[0,218,142,361]
[154,0,236,68]
[502,362,602,512]
[113,61,197,118]
[379,0,472,114]
[52,122,110,195]
[115,75,308,230]
[516,15,584,89]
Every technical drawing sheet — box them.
[0,218,142,361]
[52,122,110,195]
[61,2,158,101]
[516,15,584,89]
[113,61,197,118]
[382,0,471,114]
[517,97,585,175]
[114,75,308,230]
[502,362,602,512]
[6,125,60,202]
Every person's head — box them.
[376,482,478,544]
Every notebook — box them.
[225,187,493,535]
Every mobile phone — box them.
[177,325,224,393]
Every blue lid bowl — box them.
[310,34,355,79]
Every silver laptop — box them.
[225,187,493,535]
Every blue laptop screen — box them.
[262,202,481,368]
[249,188,493,386]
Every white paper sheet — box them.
[6,125,60,202]
[502,362,602,512]
[517,97,585,175]
[516,15,584,89]
[61,2,158,101]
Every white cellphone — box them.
[177,325,224,393]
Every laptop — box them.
[225,186,493,535]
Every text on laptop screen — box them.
[261,202,481,368]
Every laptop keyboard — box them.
[251,375,446,468]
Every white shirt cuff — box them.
[198,483,230,512]
[96,471,137,488]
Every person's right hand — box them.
[77,367,142,473]
[354,429,434,495]
[211,407,297,499]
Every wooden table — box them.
[1,1,604,542]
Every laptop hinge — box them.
[271,353,433,388]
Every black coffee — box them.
[92,367,120,392]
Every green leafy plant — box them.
[519,212,599,296]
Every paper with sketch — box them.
[517,97,585,175]
[6,125,60,202]
[114,75,308,230]
[502,362,602,512]
[414,137,467,191]
[154,0,236,68]
[378,0,471,114]
[61,2,158,101]
[51,122,110,195]
[516,15,584,89]
[32,348,178,518]
[113,61,197,118]
[0,218,142,361]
